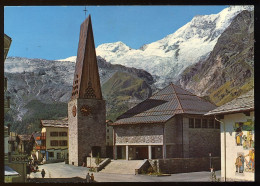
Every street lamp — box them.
[209,153,213,172]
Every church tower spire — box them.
[71,15,102,100]
[68,15,106,166]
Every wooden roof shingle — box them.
[206,89,254,115]
[41,118,68,128]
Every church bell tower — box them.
[68,15,106,166]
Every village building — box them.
[39,119,69,163]
[106,120,114,146]
[106,120,114,158]
[206,90,254,181]
[68,15,106,166]
[17,134,34,155]
[8,132,19,154]
[4,126,9,157]
[4,33,27,183]
[111,83,220,160]
[31,132,43,162]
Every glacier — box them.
[58,5,254,88]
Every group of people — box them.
[86,173,95,183]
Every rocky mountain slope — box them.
[60,6,253,88]
[5,6,254,134]
[4,57,155,133]
[177,10,254,106]
[103,71,153,121]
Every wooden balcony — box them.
[35,146,46,150]
[40,135,46,140]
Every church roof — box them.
[41,118,68,128]
[206,89,254,115]
[111,83,216,125]
[71,15,102,100]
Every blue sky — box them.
[4,6,228,60]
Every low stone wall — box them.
[86,157,105,168]
[149,157,220,174]
[96,158,111,172]
[135,159,151,175]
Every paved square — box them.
[29,162,221,182]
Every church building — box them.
[111,83,220,160]
[68,15,106,166]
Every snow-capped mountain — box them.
[59,5,253,87]
[57,56,77,62]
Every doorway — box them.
[117,146,122,159]
[92,146,101,157]
[152,147,156,159]
[136,147,148,160]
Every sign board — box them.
[11,156,29,162]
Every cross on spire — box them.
[83,6,88,18]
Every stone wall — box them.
[68,98,106,166]
[164,117,176,144]
[68,99,78,166]
[77,99,106,162]
[189,128,220,157]
[114,124,164,144]
[149,157,220,174]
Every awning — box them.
[4,166,20,176]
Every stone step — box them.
[100,160,144,174]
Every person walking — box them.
[86,172,90,183]
[90,173,94,182]
[41,169,46,178]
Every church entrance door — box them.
[117,146,122,159]
[136,147,148,160]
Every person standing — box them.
[86,172,90,183]
[41,169,46,178]
[90,173,94,182]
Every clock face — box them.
[72,105,77,117]
[80,105,92,116]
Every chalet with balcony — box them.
[39,118,68,163]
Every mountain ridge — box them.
[58,5,253,87]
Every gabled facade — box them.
[39,119,68,163]
[206,90,254,181]
[111,83,220,160]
